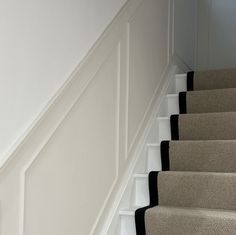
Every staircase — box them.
[117,73,186,234]
[118,69,236,235]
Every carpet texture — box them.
[171,112,236,140]
[145,206,236,235]
[158,171,236,210]
[164,140,236,172]
[188,68,236,91]
[135,68,236,235]
[179,88,236,114]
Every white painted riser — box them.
[159,94,179,117]
[157,117,171,142]
[147,144,161,172]
[119,211,136,235]
[132,174,149,207]
[175,74,187,93]
[118,74,186,235]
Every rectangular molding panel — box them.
[0,0,194,234]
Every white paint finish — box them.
[23,45,120,235]
[158,98,169,118]
[120,211,136,235]
[133,174,149,207]
[147,144,161,172]
[157,118,171,142]
[158,94,179,117]
[173,0,197,69]
[118,73,184,235]
[0,0,179,234]
[197,0,236,69]
[167,94,179,116]
[128,0,169,152]
[0,0,126,160]
[175,74,187,93]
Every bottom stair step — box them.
[145,206,236,235]
[120,208,137,235]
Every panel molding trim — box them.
[0,0,191,234]
[18,42,122,235]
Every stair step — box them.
[120,207,137,216]
[132,174,149,207]
[175,74,187,93]
[117,73,186,235]
[171,112,236,140]
[166,94,179,114]
[189,69,236,91]
[146,143,161,172]
[159,94,179,117]
[157,117,171,142]
[145,206,236,235]
[163,140,236,173]
[132,70,236,235]
[119,208,137,235]
[158,171,236,210]
[179,88,236,114]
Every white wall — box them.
[0,0,126,160]
[173,0,197,70]
[0,0,173,234]
[197,0,236,70]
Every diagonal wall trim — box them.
[124,22,130,161]
[0,0,194,234]
[19,42,122,235]
[0,0,143,173]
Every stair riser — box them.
[158,118,171,142]
[147,145,161,172]
[132,176,149,207]
[167,95,179,116]
[175,74,187,93]
[120,215,136,235]
[159,95,179,117]
[118,74,184,235]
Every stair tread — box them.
[158,171,236,210]
[149,205,236,216]
[132,69,236,235]
[189,69,236,91]
[166,94,178,98]
[180,88,236,114]
[134,173,148,178]
[145,206,236,235]
[163,140,236,173]
[120,207,139,216]
[147,143,160,147]
[171,111,236,140]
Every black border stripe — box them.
[135,206,150,235]
[170,115,179,140]
[135,172,160,235]
[179,92,187,114]
[160,141,170,171]
[149,171,159,206]
[187,71,194,91]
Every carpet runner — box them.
[135,68,236,235]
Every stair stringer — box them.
[103,67,187,235]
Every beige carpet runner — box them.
[135,68,236,235]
